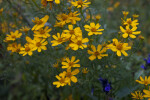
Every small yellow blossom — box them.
[133,14,139,19]
[47,0,60,4]
[122,11,129,17]
[7,43,22,53]
[136,76,150,86]
[71,0,91,8]
[20,26,30,33]
[84,22,104,36]
[120,26,141,38]
[56,13,70,26]
[51,33,66,46]
[19,43,34,56]
[95,14,101,21]
[123,18,139,27]
[4,30,22,42]
[114,2,120,8]
[62,56,80,69]
[32,15,49,31]
[68,11,81,24]
[87,45,108,61]
[143,89,150,100]
[131,91,143,100]
[107,38,131,56]
[34,26,51,38]
[82,68,89,74]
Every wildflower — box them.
[143,89,150,100]
[62,56,80,69]
[32,15,49,31]
[123,18,139,27]
[69,36,89,50]
[122,11,129,17]
[144,54,150,66]
[56,13,70,25]
[54,21,66,28]
[51,33,66,46]
[0,8,3,15]
[95,14,101,21]
[34,26,51,38]
[65,68,80,85]
[120,26,141,38]
[53,72,69,88]
[68,11,81,24]
[141,64,147,70]
[133,14,139,19]
[63,25,82,40]
[41,0,47,7]
[82,68,89,74]
[47,0,60,4]
[31,38,48,52]
[136,76,150,86]
[107,38,131,56]
[84,22,104,36]
[114,2,120,8]
[20,26,30,33]
[99,77,112,94]
[19,43,34,56]
[71,0,91,8]
[87,45,108,61]
[131,91,143,100]
[7,43,22,53]
[107,7,114,12]
[53,62,59,68]
[4,30,22,42]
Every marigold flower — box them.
[53,72,69,88]
[56,13,70,25]
[87,45,108,61]
[31,38,48,52]
[68,11,81,24]
[51,33,66,46]
[32,15,49,31]
[131,91,144,100]
[123,18,139,27]
[84,22,104,36]
[143,89,150,100]
[107,38,131,56]
[34,26,51,38]
[120,26,141,38]
[64,68,79,85]
[4,30,22,42]
[69,36,89,50]
[62,56,80,69]
[136,76,150,86]
[71,0,91,8]
[19,43,34,56]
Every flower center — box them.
[126,29,132,34]
[116,43,123,50]
[77,0,83,5]
[70,30,74,35]
[39,29,45,34]
[69,62,74,66]
[58,38,63,42]
[66,72,72,78]
[77,40,82,45]
[16,49,20,53]
[59,78,65,83]
[91,28,97,32]
[36,42,41,47]
[61,15,68,21]
[127,20,132,25]
[94,51,100,56]
[25,47,30,52]
[11,35,16,39]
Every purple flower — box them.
[99,77,112,94]
[141,64,147,70]
[144,54,150,66]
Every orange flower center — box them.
[61,15,68,21]
[116,43,123,50]
[70,30,74,35]
[94,51,100,56]
[39,29,45,34]
[59,78,65,83]
[11,35,16,39]
[16,49,20,53]
[127,20,132,25]
[126,29,132,34]
[69,62,74,66]
[25,47,30,52]
[66,72,72,78]
[58,38,63,42]
[77,40,82,45]
[91,28,97,32]
[77,0,83,5]
[36,42,41,47]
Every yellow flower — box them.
[53,62,59,68]
[114,2,120,8]
[54,21,66,27]
[82,68,89,74]
[71,0,91,8]
[87,45,108,61]
[51,33,66,46]
[32,15,49,31]
[1,22,8,33]
[20,26,30,33]
[63,25,82,40]
[41,0,47,7]
[95,14,101,21]
[31,38,48,52]
[131,91,143,100]
[69,36,89,50]
[143,89,150,100]
[53,72,69,88]
[107,38,131,56]
[0,8,3,15]
[34,26,51,38]
[64,68,79,85]
[56,13,70,25]
[7,43,22,53]
[47,0,60,4]
[123,18,139,27]
[133,14,139,19]
[62,56,80,69]
[136,76,150,86]
[84,22,104,36]
[107,7,114,12]
[122,11,129,17]
[120,26,141,38]
[19,43,34,56]
[4,30,22,42]
[68,11,81,24]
